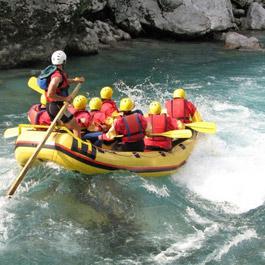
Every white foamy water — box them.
[142,181,170,198]
[152,223,220,264]
[200,229,258,265]
[174,99,265,213]
[113,79,265,213]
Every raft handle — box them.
[132,152,141,158]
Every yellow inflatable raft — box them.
[14,125,197,177]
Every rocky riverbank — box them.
[1,0,265,69]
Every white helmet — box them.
[51,50,67,65]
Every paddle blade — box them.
[3,127,19,138]
[151,129,192,139]
[28,77,45,95]
[186,122,217,134]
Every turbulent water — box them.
[1,37,265,265]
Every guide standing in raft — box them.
[45,50,85,138]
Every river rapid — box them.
[0,37,265,265]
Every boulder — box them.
[108,0,235,37]
[0,0,236,68]
[224,32,263,50]
[246,2,265,29]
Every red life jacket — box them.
[100,99,118,117]
[45,69,69,102]
[28,104,51,125]
[145,114,172,150]
[116,113,145,143]
[165,98,190,123]
[90,110,106,131]
[74,110,92,128]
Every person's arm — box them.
[188,101,203,122]
[192,111,202,122]
[47,76,71,102]
[144,117,152,136]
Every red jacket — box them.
[45,69,69,102]
[165,98,196,123]
[100,99,118,117]
[115,113,147,143]
[28,104,51,125]
[144,114,175,150]
[90,110,107,131]
[68,106,92,128]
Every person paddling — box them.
[68,95,92,130]
[102,98,147,151]
[165,88,202,124]
[45,50,84,138]
[145,101,182,151]
[100,86,119,117]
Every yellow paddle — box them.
[4,127,21,138]
[107,129,192,140]
[28,76,45,95]
[6,83,81,197]
[185,121,217,134]
[149,129,192,139]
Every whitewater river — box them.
[0,37,265,264]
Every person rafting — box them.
[28,95,51,126]
[100,86,119,117]
[68,95,92,130]
[145,101,181,151]
[82,97,109,146]
[45,50,84,138]
[88,97,111,132]
[101,98,147,151]
[165,88,202,124]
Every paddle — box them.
[149,129,192,139]
[185,121,216,134]
[28,76,45,95]
[6,83,81,197]
[4,127,21,139]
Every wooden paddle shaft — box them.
[7,84,81,196]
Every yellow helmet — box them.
[173,88,186,99]
[119,97,134,112]
[89,97,102,110]
[40,94,47,106]
[73,95,88,110]
[100,86,113,99]
[149,101,161,115]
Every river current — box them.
[0,37,265,264]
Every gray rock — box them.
[86,0,107,13]
[157,0,183,12]
[224,31,262,50]
[233,8,245,17]
[0,0,238,68]
[108,0,235,36]
[232,0,254,8]
[246,2,265,29]
[93,20,131,44]
[67,19,99,55]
